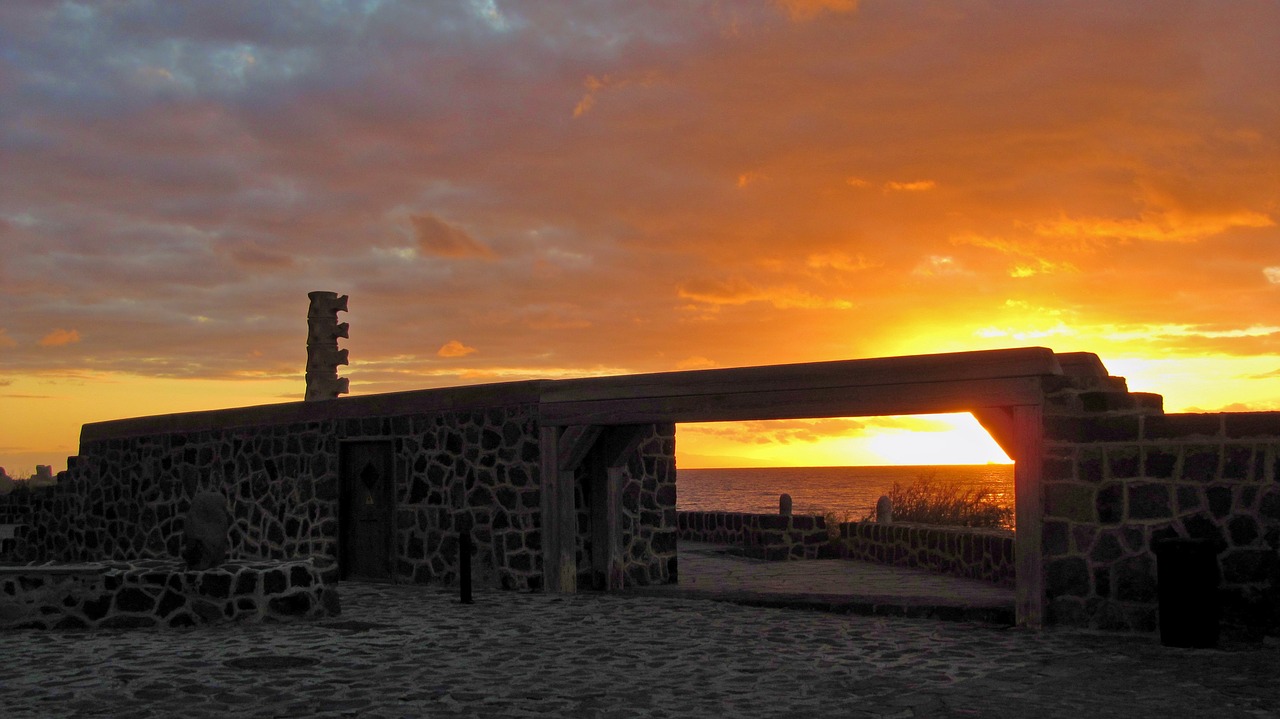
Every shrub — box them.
[864,474,1014,530]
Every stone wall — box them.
[1,385,677,594]
[676,510,1013,585]
[839,522,1015,587]
[1042,411,1280,636]
[677,511,833,560]
[575,425,679,587]
[0,558,337,630]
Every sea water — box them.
[676,464,1015,520]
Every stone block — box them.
[1078,449,1104,483]
[1221,549,1277,584]
[1176,485,1203,514]
[1090,531,1125,563]
[1223,412,1280,439]
[268,592,313,617]
[1093,567,1110,598]
[1179,513,1227,550]
[115,587,155,613]
[1106,447,1140,479]
[1046,596,1088,626]
[1262,488,1280,523]
[1113,554,1157,603]
[1223,445,1254,481]
[1042,456,1075,482]
[1127,484,1172,520]
[1042,520,1071,556]
[1045,483,1096,522]
[1045,557,1090,598]
[1145,414,1221,440]
[1228,516,1260,547]
[1235,486,1260,514]
[1207,486,1234,519]
[198,572,232,599]
[1097,483,1124,525]
[1183,445,1221,482]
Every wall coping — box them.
[81,380,547,443]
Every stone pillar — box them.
[305,291,349,401]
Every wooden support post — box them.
[539,426,578,593]
[590,464,625,590]
[1012,404,1044,628]
[598,425,648,590]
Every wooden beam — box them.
[1012,405,1044,628]
[541,347,1060,404]
[973,408,1018,461]
[539,426,578,593]
[541,377,1046,426]
[557,425,603,473]
[599,425,650,469]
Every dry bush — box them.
[864,474,1013,530]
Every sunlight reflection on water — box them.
[676,465,1015,521]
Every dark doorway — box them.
[339,441,395,581]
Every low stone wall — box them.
[677,511,833,559]
[0,558,338,630]
[839,522,1016,588]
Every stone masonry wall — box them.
[7,406,553,590]
[677,511,833,560]
[839,522,1015,587]
[390,407,544,590]
[575,425,679,587]
[2,393,677,594]
[1042,411,1280,636]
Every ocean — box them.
[676,464,1015,520]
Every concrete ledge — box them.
[626,587,1015,625]
[0,557,340,630]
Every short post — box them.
[457,512,473,604]
[875,495,893,523]
[779,493,792,516]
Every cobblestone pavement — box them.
[2,551,1277,718]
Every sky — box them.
[2,0,1279,474]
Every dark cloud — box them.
[410,214,493,259]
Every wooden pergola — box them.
[537,346,1059,627]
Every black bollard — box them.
[458,513,473,604]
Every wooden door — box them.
[339,441,394,581]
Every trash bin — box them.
[1153,538,1220,648]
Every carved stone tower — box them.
[305,291,349,401]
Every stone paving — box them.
[2,548,1277,718]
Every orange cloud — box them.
[1031,210,1274,244]
[410,214,493,259]
[774,0,858,21]
[38,329,80,347]
[911,255,966,278]
[0,329,15,349]
[678,278,852,310]
[806,252,873,272]
[437,340,477,358]
[884,180,936,192]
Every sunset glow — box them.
[2,1,1278,474]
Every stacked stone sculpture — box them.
[305,291,349,401]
